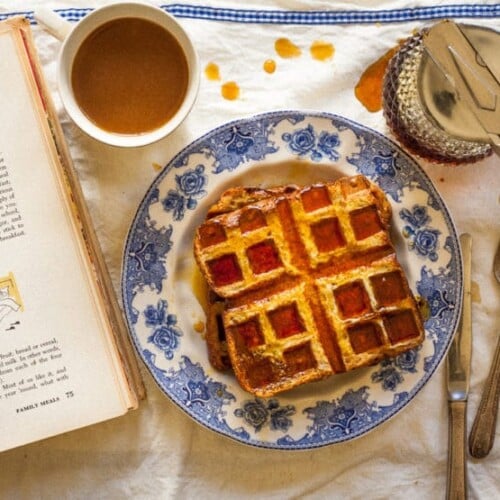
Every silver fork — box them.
[468,241,500,458]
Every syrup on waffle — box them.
[194,175,425,397]
[202,186,297,372]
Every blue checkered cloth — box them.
[1,3,499,25]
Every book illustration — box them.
[0,272,23,331]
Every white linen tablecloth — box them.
[0,1,499,498]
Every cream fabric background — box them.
[0,1,498,498]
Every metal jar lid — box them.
[419,22,499,148]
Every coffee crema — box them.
[71,17,189,135]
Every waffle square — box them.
[194,175,425,397]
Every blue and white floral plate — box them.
[122,111,462,450]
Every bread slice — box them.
[202,185,300,372]
[194,175,424,397]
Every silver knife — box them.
[446,233,472,500]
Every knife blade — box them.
[446,233,472,500]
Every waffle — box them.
[202,186,296,372]
[206,185,300,218]
[204,290,231,371]
[194,175,425,397]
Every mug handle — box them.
[34,7,73,41]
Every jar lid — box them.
[418,23,499,144]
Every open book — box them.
[0,17,144,453]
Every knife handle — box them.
[469,335,500,458]
[447,400,467,500]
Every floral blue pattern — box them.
[346,131,416,203]
[121,111,462,450]
[282,125,341,161]
[371,347,421,391]
[400,205,441,261]
[123,189,172,324]
[300,387,380,442]
[145,300,182,360]
[234,398,295,432]
[170,119,285,174]
[161,165,207,220]
[416,239,460,372]
[142,353,246,439]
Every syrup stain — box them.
[193,320,205,334]
[263,58,277,74]
[416,296,431,321]
[152,162,163,172]
[275,38,301,58]
[205,61,221,81]
[191,266,209,314]
[354,45,400,112]
[310,40,335,61]
[221,81,240,100]
[205,62,239,101]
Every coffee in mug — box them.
[35,2,199,147]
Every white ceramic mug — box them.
[35,2,200,148]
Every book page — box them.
[0,20,132,452]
